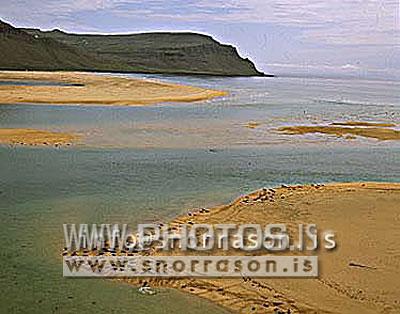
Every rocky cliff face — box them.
[1,20,267,76]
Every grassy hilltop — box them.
[0,20,266,76]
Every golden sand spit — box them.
[278,124,400,140]
[126,182,400,314]
[0,128,80,146]
[0,71,227,106]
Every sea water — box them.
[1,75,399,313]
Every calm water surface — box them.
[1,75,399,313]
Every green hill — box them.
[0,20,267,76]
[0,20,106,71]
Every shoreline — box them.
[0,71,227,106]
[127,182,400,314]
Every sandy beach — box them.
[0,71,227,106]
[0,128,79,146]
[128,182,400,314]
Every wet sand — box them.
[0,128,79,146]
[0,71,227,106]
[331,121,396,127]
[244,121,261,129]
[278,124,400,141]
[129,182,400,314]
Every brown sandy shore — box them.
[0,71,227,106]
[127,182,400,314]
[0,128,79,146]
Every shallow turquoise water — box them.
[1,75,399,313]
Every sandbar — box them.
[128,182,400,314]
[278,124,400,140]
[244,121,261,129]
[331,121,396,127]
[0,71,227,106]
[0,128,80,146]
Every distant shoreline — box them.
[0,68,274,78]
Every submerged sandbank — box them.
[0,128,80,146]
[127,182,400,314]
[0,71,227,106]
[331,121,396,127]
[244,121,261,129]
[278,123,400,141]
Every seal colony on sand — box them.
[0,71,227,106]
[0,128,79,146]
[124,182,400,314]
